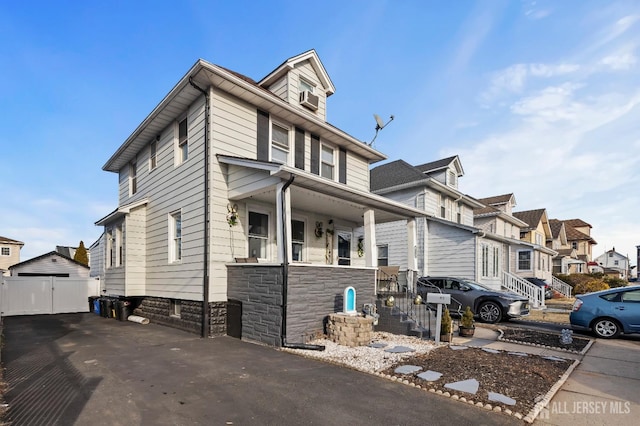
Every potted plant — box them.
[440,307,453,342]
[459,306,475,337]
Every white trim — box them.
[168,210,182,263]
[517,249,532,271]
[247,204,273,261]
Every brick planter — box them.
[326,313,374,347]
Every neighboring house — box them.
[370,157,486,286]
[56,245,77,259]
[561,219,597,263]
[0,236,24,276]
[593,247,630,281]
[548,219,582,274]
[474,195,555,284]
[95,50,425,345]
[9,251,90,278]
[89,233,106,291]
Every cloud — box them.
[600,52,637,70]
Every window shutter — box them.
[339,148,347,184]
[257,110,269,161]
[295,127,305,170]
[310,134,320,175]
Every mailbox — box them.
[426,293,451,304]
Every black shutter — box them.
[257,110,269,161]
[310,134,320,175]
[339,148,347,184]
[295,127,305,170]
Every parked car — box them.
[570,285,640,338]
[524,277,553,299]
[416,276,530,324]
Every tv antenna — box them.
[369,114,394,146]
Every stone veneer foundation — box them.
[326,313,374,347]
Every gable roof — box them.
[513,209,546,232]
[477,193,516,207]
[9,251,89,270]
[258,49,336,95]
[559,219,597,244]
[549,219,564,238]
[103,52,383,172]
[414,155,463,176]
[370,160,428,191]
[563,219,592,229]
[0,236,24,246]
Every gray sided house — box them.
[96,50,424,345]
[9,251,90,278]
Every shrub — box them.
[461,306,474,328]
[574,280,609,295]
[440,308,452,334]
[603,276,627,288]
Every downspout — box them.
[189,77,211,338]
[279,174,324,351]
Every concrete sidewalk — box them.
[454,325,640,425]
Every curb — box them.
[523,358,581,423]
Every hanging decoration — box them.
[325,219,334,264]
[357,237,365,257]
[226,203,239,227]
[314,221,324,238]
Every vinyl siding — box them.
[268,75,288,101]
[375,220,408,269]
[10,254,89,278]
[291,61,327,121]
[89,235,105,279]
[125,205,146,296]
[345,151,369,191]
[426,221,476,280]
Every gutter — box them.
[189,77,211,338]
[279,174,324,351]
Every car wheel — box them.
[478,301,503,324]
[592,318,621,339]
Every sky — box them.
[1,0,639,264]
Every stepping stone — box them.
[508,352,528,357]
[482,348,500,354]
[394,365,422,374]
[543,356,565,361]
[369,342,387,348]
[384,346,415,353]
[449,345,468,350]
[444,379,479,395]
[488,392,516,406]
[417,370,442,382]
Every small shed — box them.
[9,251,90,278]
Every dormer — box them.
[414,155,464,189]
[258,49,335,122]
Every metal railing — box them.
[502,271,545,308]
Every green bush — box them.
[440,308,452,334]
[603,276,627,288]
[574,280,609,295]
[461,306,474,328]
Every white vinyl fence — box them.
[0,276,100,317]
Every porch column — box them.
[363,209,377,268]
[407,218,417,292]
[276,181,292,263]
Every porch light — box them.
[385,295,395,307]
[414,295,423,305]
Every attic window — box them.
[299,78,315,94]
[448,170,457,187]
[51,258,57,263]
[1,247,9,256]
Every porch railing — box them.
[502,271,545,309]
[551,276,572,298]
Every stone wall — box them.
[326,313,374,347]
[133,296,226,337]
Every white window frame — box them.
[440,194,446,218]
[535,232,543,246]
[320,143,335,180]
[448,170,457,187]
[299,77,315,94]
[169,210,182,263]
[129,159,137,196]
[493,247,500,277]
[116,224,123,267]
[170,299,181,318]
[247,208,270,260]
[106,229,114,268]
[270,121,290,165]
[291,218,306,262]
[176,116,188,165]
[481,244,489,278]
[517,250,532,271]
[149,139,157,171]
[0,247,9,256]
[335,227,353,266]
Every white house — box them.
[594,248,630,280]
[96,50,425,345]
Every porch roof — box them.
[218,156,428,224]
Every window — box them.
[535,233,543,245]
[107,230,113,268]
[271,122,289,164]
[170,211,182,262]
[572,242,578,250]
[129,159,137,196]
[621,290,640,303]
[448,170,456,187]
[614,260,619,266]
[170,299,181,317]
[517,250,532,271]
[299,78,315,94]
[178,117,188,164]
[377,245,389,266]
[116,225,123,267]
[291,219,305,262]
[493,247,500,277]
[440,194,446,218]
[456,204,462,224]
[248,211,268,259]
[481,245,489,277]
[0,247,9,256]
[337,230,351,265]
[149,139,157,171]
[321,144,334,179]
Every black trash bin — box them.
[101,298,114,318]
[115,300,132,321]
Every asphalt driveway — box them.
[1,313,521,426]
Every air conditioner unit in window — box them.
[299,90,319,110]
